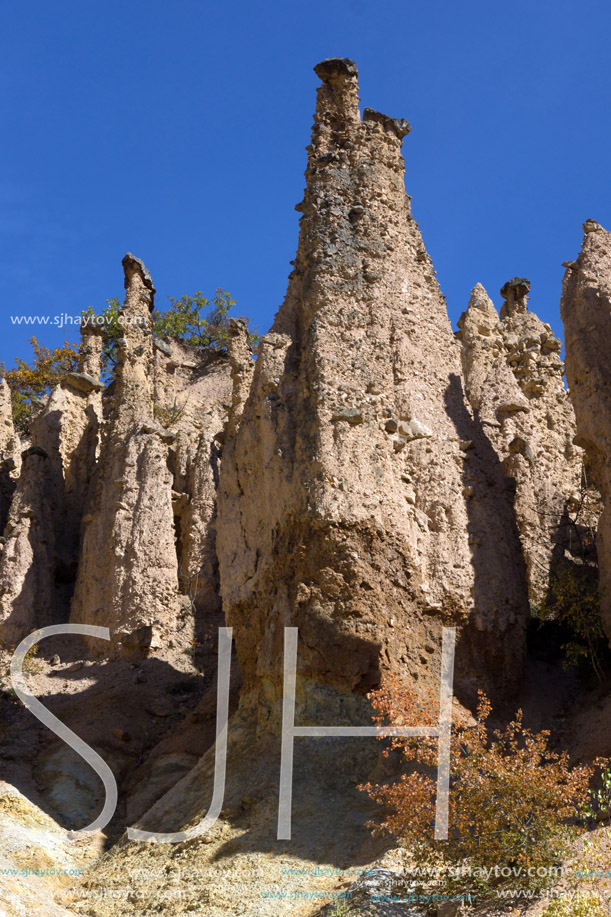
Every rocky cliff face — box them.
[152,336,232,617]
[561,220,611,642]
[217,57,529,723]
[457,277,592,605]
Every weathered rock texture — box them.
[457,278,592,605]
[0,257,232,658]
[561,220,611,641]
[0,325,103,646]
[152,336,232,617]
[47,324,105,573]
[0,379,20,533]
[0,446,59,644]
[69,254,185,656]
[217,57,529,723]
[5,60,611,917]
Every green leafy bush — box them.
[152,289,236,349]
[583,766,611,827]
[2,288,254,431]
[541,561,606,680]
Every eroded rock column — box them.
[0,323,104,645]
[0,378,20,533]
[561,220,611,641]
[457,277,591,605]
[217,58,529,725]
[70,254,182,656]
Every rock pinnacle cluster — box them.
[0,58,610,917]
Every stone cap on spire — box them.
[313,57,358,80]
[500,277,530,301]
[583,218,603,235]
[122,252,156,296]
[312,57,360,126]
[500,277,529,319]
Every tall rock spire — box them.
[561,220,611,642]
[110,253,156,433]
[456,283,500,410]
[70,254,182,657]
[217,59,528,721]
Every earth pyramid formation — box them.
[0,58,608,917]
[217,56,531,724]
[0,322,104,645]
[0,254,233,657]
[457,277,595,607]
[561,220,611,643]
[0,378,20,532]
[68,254,185,655]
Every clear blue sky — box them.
[1,0,610,366]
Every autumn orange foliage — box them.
[1,336,80,432]
[360,676,603,893]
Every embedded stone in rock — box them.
[153,336,172,356]
[120,625,159,649]
[141,421,176,443]
[62,371,104,394]
[560,219,611,641]
[332,407,364,424]
[508,436,534,464]
[397,418,433,440]
[22,445,48,460]
[478,358,530,425]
